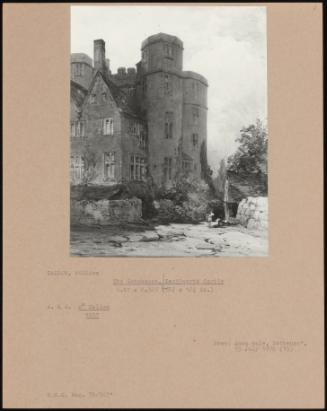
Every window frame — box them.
[103,151,116,180]
[164,112,173,139]
[163,157,173,182]
[164,73,172,95]
[182,159,192,173]
[192,107,200,124]
[103,118,114,136]
[130,155,147,181]
[90,94,97,104]
[71,120,86,138]
[164,43,173,58]
[192,133,199,147]
[75,63,84,77]
[139,130,146,149]
[70,155,85,182]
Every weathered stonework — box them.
[236,197,268,230]
[71,198,142,226]
[70,33,208,189]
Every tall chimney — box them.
[94,39,106,71]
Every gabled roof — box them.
[82,69,141,119]
[70,80,88,107]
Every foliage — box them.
[81,146,99,185]
[72,148,218,223]
[155,175,212,223]
[221,119,268,200]
[227,119,267,175]
[213,158,227,200]
[158,175,209,203]
[200,141,215,193]
[155,198,209,224]
[208,199,225,220]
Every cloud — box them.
[71,6,267,172]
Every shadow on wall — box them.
[70,181,158,219]
[70,198,143,226]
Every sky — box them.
[71,6,267,172]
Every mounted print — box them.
[70,6,268,257]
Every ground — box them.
[70,222,268,257]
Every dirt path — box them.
[70,222,268,257]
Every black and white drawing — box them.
[70,6,268,256]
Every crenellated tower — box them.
[139,33,185,186]
[71,53,94,90]
[181,71,208,180]
[70,33,208,188]
[138,33,208,186]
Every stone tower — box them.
[140,33,185,186]
[139,33,208,186]
[70,33,208,188]
[70,53,93,90]
[181,71,208,180]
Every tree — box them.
[226,119,268,199]
[81,146,99,185]
[215,158,227,196]
[227,119,267,175]
[200,141,215,193]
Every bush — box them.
[71,175,215,224]
[154,176,212,223]
[208,199,225,220]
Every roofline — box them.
[141,33,183,50]
[142,69,208,86]
[70,79,88,93]
[70,53,93,68]
[80,70,141,118]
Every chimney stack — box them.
[94,39,106,72]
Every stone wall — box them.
[236,197,268,230]
[71,198,142,226]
